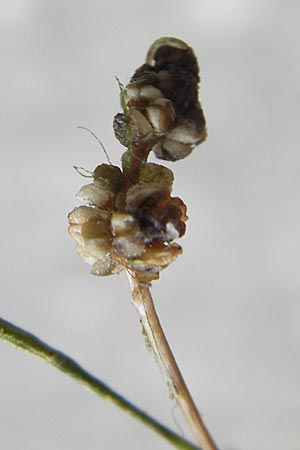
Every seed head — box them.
[69,37,206,283]
[68,163,187,283]
[114,36,207,161]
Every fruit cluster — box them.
[68,37,206,283]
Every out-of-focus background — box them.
[1,1,299,449]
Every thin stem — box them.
[0,316,201,450]
[128,275,219,450]
[116,135,161,212]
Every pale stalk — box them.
[128,274,219,450]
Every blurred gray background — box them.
[1,1,299,449]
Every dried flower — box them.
[69,37,206,283]
[114,36,207,161]
[68,163,187,283]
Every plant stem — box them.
[0,316,201,450]
[128,275,219,450]
[116,135,161,212]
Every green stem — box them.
[0,316,200,450]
